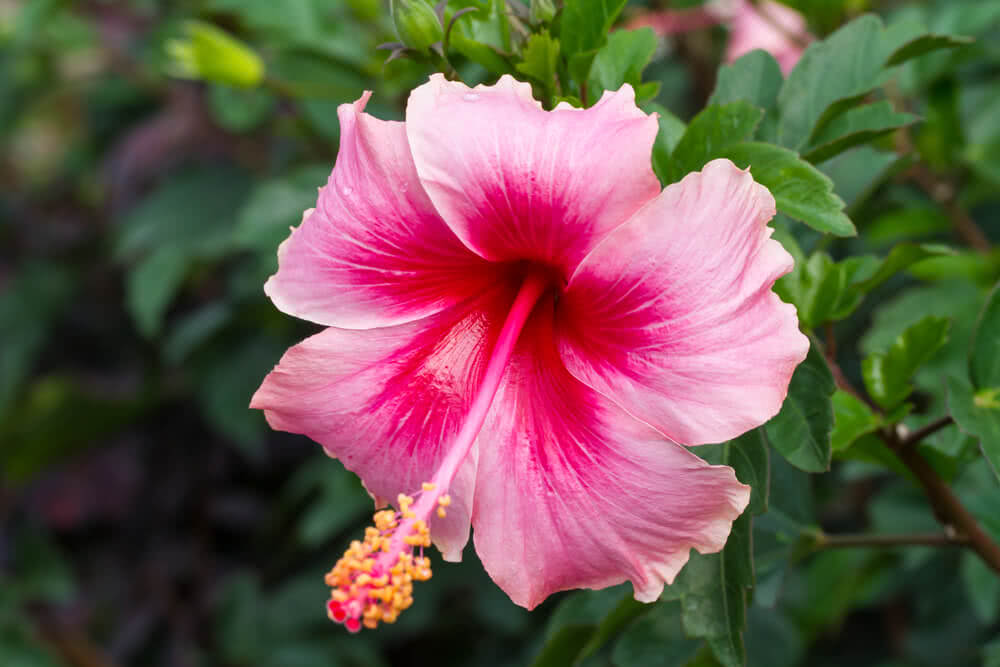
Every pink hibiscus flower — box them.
[626,0,812,75]
[251,74,808,632]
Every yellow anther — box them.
[438,494,451,507]
[422,482,436,491]
[437,506,447,518]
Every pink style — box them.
[251,74,808,632]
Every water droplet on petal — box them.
[342,186,353,196]
[463,93,480,102]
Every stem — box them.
[885,431,1000,574]
[896,415,955,450]
[815,531,969,550]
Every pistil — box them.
[325,271,551,632]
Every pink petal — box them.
[264,92,499,329]
[559,159,809,446]
[623,7,723,35]
[726,0,809,74]
[405,74,661,279]
[472,301,750,608]
[251,282,524,560]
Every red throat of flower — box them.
[324,272,551,632]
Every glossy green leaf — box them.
[830,390,881,453]
[863,316,951,410]
[450,31,514,75]
[676,514,753,667]
[803,101,918,163]
[698,428,770,515]
[612,601,701,667]
[774,251,877,329]
[559,0,626,86]
[948,376,1000,482]
[516,31,560,99]
[708,49,783,113]
[971,283,1000,388]
[667,103,763,182]
[235,165,330,251]
[765,343,835,473]
[724,142,855,236]
[646,102,686,185]
[587,28,657,104]
[851,243,955,293]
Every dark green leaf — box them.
[698,428,770,515]
[126,246,190,338]
[960,551,1000,624]
[851,243,955,293]
[208,83,276,132]
[883,29,973,67]
[667,103,763,182]
[450,31,514,75]
[862,316,951,410]
[676,514,753,667]
[724,142,855,236]
[532,586,633,667]
[830,390,881,453]
[516,31,560,98]
[645,102,686,185]
[268,48,367,99]
[612,601,701,667]
[818,146,901,211]
[587,28,657,104]
[803,101,918,163]
[971,283,1000,388]
[708,49,783,113]
[765,343,835,473]
[948,376,1000,482]
[235,165,330,251]
[559,0,627,86]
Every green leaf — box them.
[948,376,1000,482]
[698,428,770,516]
[764,343,835,473]
[777,14,967,152]
[862,316,951,410]
[612,601,701,667]
[774,252,877,329]
[587,28,657,104]
[676,514,753,667]
[667,103,763,182]
[532,586,637,667]
[516,31,560,100]
[235,165,330,251]
[802,101,918,163]
[559,0,627,90]
[126,246,190,338]
[208,83,276,132]
[971,283,1000,388]
[851,243,955,293]
[831,390,881,453]
[268,47,367,99]
[708,49,783,114]
[777,15,886,150]
[450,30,515,75]
[960,551,1000,624]
[645,102,686,185]
[818,146,901,211]
[723,142,855,236]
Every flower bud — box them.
[391,0,443,53]
[530,0,557,24]
[165,21,264,88]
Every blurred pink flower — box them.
[626,0,812,74]
[251,74,807,630]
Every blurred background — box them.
[2,0,1000,666]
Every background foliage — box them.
[2,0,1000,665]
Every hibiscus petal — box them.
[264,91,498,329]
[559,159,809,446]
[251,283,523,560]
[473,300,750,608]
[405,74,661,278]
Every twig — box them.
[884,429,1000,574]
[814,531,970,549]
[895,416,955,450]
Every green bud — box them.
[391,0,443,53]
[165,21,264,88]
[530,0,557,24]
